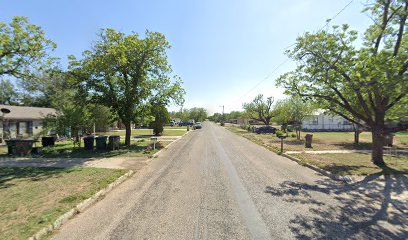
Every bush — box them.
[276,130,286,137]
[220,122,225,126]
[290,133,296,138]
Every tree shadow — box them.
[332,142,372,150]
[0,167,74,189]
[265,171,408,239]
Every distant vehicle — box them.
[169,121,175,127]
[194,122,202,129]
[255,126,276,134]
[179,121,189,126]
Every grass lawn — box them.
[292,153,408,176]
[0,167,126,240]
[98,128,187,137]
[227,125,408,152]
[0,138,164,159]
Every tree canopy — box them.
[243,94,274,125]
[69,29,184,146]
[0,16,56,80]
[273,96,314,139]
[277,0,408,165]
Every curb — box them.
[152,130,190,158]
[282,153,355,184]
[29,170,135,240]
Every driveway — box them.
[52,122,407,239]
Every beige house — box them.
[0,105,56,141]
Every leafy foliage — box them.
[69,29,184,146]
[0,16,56,80]
[276,0,408,164]
[243,94,274,125]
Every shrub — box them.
[290,133,296,138]
[276,130,286,137]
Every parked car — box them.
[194,122,202,129]
[255,126,276,134]
[179,121,189,126]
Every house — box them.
[302,109,355,132]
[0,105,56,141]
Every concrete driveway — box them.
[51,122,407,239]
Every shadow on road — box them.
[265,170,408,239]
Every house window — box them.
[312,116,318,125]
[328,117,334,122]
[27,121,33,135]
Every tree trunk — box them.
[354,130,360,144]
[125,122,131,147]
[296,125,301,140]
[371,128,385,165]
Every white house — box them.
[0,105,56,141]
[302,110,355,131]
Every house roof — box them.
[0,105,56,120]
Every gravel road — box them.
[53,122,407,240]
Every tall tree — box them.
[188,107,208,122]
[273,96,314,140]
[277,0,408,165]
[243,94,274,125]
[70,29,184,146]
[0,16,56,80]
[0,79,18,104]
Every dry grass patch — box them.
[0,167,126,240]
[293,153,408,176]
[226,126,408,152]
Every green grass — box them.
[0,167,126,240]
[0,138,162,158]
[98,128,186,137]
[293,153,408,175]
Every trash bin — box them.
[83,136,95,150]
[42,136,56,147]
[108,135,120,150]
[95,136,108,150]
[383,134,394,147]
[305,134,313,148]
[5,139,17,155]
[6,139,34,155]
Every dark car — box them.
[194,122,202,129]
[255,126,276,134]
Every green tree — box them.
[149,104,170,135]
[273,96,314,140]
[208,113,222,122]
[243,94,274,125]
[0,79,18,104]
[188,107,207,122]
[0,16,56,80]
[225,111,243,120]
[69,29,184,146]
[277,0,408,165]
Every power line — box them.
[233,0,354,103]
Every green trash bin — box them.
[83,136,95,151]
[95,136,108,150]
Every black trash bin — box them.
[83,136,95,150]
[108,135,120,150]
[42,136,56,147]
[95,136,108,150]
[5,139,17,154]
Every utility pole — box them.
[219,105,225,125]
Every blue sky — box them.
[1,0,372,114]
